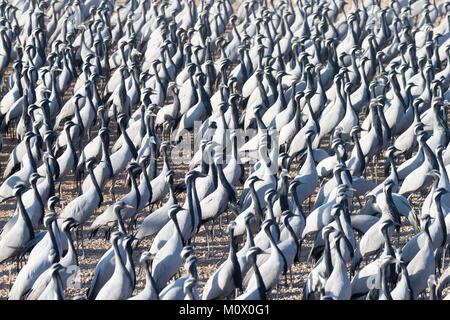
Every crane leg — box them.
[105,228,112,241]
[444,245,449,270]
[374,155,378,184]
[289,267,294,289]
[110,177,116,202]
[78,226,86,258]
[133,213,139,230]
[127,219,133,233]
[8,264,12,290]
[446,245,450,270]
[205,223,210,256]
[440,247,446,274]
[208,222,215,256]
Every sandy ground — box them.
[0,0,448,300]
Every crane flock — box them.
[0,0,450,300]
